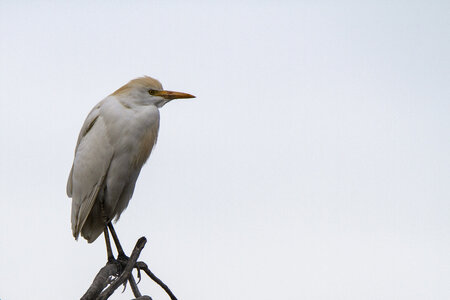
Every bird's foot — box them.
[117,252,129,263]
[114,253,130,273]
[105,253,129,277]
[134,261,147,284]
[110,254,145,284]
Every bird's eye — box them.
[148,89,157,95]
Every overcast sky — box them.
[0,1,449,299]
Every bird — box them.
[66,76,195,260]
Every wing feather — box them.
[68,104,114,239]
[66,102,103,197]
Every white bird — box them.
[67,76,195,259]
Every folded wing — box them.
[67,104,114,239]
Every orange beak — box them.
[153,90,195,100]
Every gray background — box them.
[0,1,449,299]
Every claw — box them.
[121,280,127,293]
[136,266,142,284]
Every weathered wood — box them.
[97,238,146,300]
[80,236,177,300]
[81,263,120,300]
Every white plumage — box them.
[67,76,194,243]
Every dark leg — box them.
[108,222,127,260]
[104,227,115,262]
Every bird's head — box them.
[111,76,195,108]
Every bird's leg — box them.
[103,228,115,263]
[107,222,128,261]
[99,196,116,262]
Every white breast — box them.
[101,97,161,169]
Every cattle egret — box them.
[67,76,195,260]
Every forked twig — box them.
[81,236,177,300]
[97,237,146,300]
[136,262,178,300]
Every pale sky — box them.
[0,1,449,299]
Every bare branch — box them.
[129,274,142,298]
[80,236,177,300]
[81,263,120,300]
[98,237,147,300]
[136,262,178,300]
